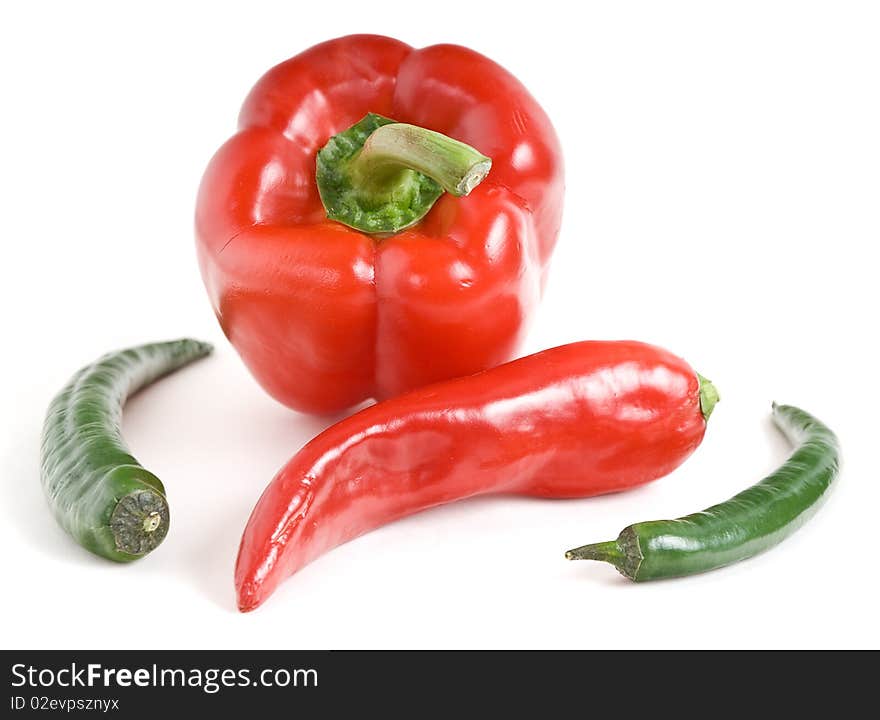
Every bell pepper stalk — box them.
[196,34,564,414]
[316,113,492,233]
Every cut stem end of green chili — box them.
[110,489,170,557]
[316,113,492,235]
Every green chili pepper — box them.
[566,403,840,580]
[41,339,212,562]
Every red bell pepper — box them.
[235,340,718,610]
[196,35,564,414]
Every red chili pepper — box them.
[196,35,564,414]
[235,340,718,611]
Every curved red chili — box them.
[195,34,564,414]
[235,340,718,611]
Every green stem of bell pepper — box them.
[315,113,491,235]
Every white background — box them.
[1,1,877,649]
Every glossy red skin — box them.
[236,340,707,611]
[195,35,564,414]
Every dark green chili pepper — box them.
[566,403,840,580]
[41,339,212,562]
